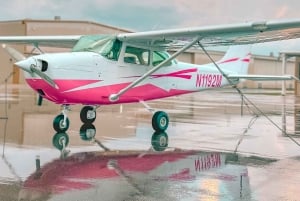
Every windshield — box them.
[72,35,119,59]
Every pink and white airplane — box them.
[1,19,300,146]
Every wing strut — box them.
[109,36,201,102]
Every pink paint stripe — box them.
[242,58,250,62]
[55,80,101,91]
[25,78,194,105]
[151,74,192,79]
[152,68,197,79]
[121,68,198,80]
[218,57,239,64]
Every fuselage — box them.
[17,39,250,106]
[23,51,230,105]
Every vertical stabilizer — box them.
[217,45,251,75]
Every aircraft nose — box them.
[15,57,36,72]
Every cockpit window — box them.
[124,46,149,65]
[152,51,172,67]
[72,35,122,61]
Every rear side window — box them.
[124,46,150,65]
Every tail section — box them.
[217,45,251,75]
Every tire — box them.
[53,114,70,132]
[151,131,168,152]
[80,106,96,124]
[80,123,96,141]
[152,111,169,131]
[52,132,69,150]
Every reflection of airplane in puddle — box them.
[19,140,257,201]
[1,20,300,149]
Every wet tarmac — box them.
[0,85,300,201]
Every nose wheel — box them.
[53,105,70,132]
[53,114,70,132]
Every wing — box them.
[117,19,300,49]
[0,19,300,49]
[0,35,82,48]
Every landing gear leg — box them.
[53,105,70,132]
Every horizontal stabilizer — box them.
[227,74,299,81]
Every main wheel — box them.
[53,114,70,132]
[80,123,96,141]
[151,131,168,152]
[152,111,169,131]
[80,106,96,124]
[52,132,69,150]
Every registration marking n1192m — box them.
[196,74,222,88]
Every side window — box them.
[124,46,149,65]
[152,51,172,67]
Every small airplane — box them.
[1,19,300,147]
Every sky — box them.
[1,0,300,55]
[1,0,299,31]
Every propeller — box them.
[2,44,58,105]
[2,44,26,61]
[29,62,58,89]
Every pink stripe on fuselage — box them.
[122,68,197,80]
[26,79,101,103]
[56,80,100,91]
[26,78,193,105]
[151,68,197,79]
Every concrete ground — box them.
[0,85,300,200]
